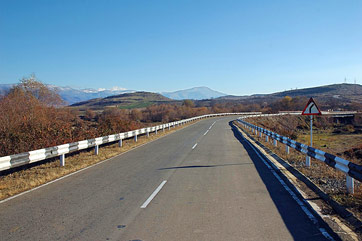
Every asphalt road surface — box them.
[0,117,337,241]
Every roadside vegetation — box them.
[245,114,362,165]
[0,76,258,157]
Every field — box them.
[297,131,362,163]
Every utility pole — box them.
[355,78,357,94]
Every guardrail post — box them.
[134,134,138,142]
[266,136,269,142]
[273,139,277,147]
[163,126,165,132]
[346,175,354,194]
[60,154,65,166]
[286,145,290,154]
[95,145,99,155]
[168,125,170,130]
[155,128,158,134]
[147,131,149,138]
[119,139,123,147]
[306,156,311,167]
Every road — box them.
[0,117,337,241]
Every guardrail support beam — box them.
[147,131,149,138]
[306,156,311,167]
[273,139,277,147]
[134,134,138,142]
[95,145,99,155]
[286,145,290,155]
[119,139,122,147]
[60,154,65,166]
[266,136,269,142]
[155,128,158,134]
[346,175,354,194]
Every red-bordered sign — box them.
[302,97,322,115]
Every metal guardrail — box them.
[0,112,260,172]
[237,115,362,194]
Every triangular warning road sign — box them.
[302,97,322,115]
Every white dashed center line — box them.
[141,180,167,209]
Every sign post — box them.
[301,97,322,167]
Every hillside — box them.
[162,86,226,100]
[271,84,362,101]
[217,83,361,99]
[70,91,178,111]
[211,83,362,109]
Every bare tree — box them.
[11,74,65,107]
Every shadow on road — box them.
[229,121,340,241]
[158,163,253,170]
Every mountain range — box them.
[0,84,226,104]
[1,83,361,110]
[0,84,135,104]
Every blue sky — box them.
[1,0,361,95]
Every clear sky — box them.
[1,0,361,95]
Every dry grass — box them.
[0,123,191,201]
[236,122,362,220]
[298,131,362,165]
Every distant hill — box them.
[71,91,178,111]
[209,83,362,110]
[217,83,362,102]
[162,86,227,100]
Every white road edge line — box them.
[240,131,334,240]
[192,143,198,149]
[141,180,167,209]
[204,130,209,136]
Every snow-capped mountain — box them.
[0,84,134,105]
[0,84,228,104]
[162,86,227,100]
[51,86,134,104]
